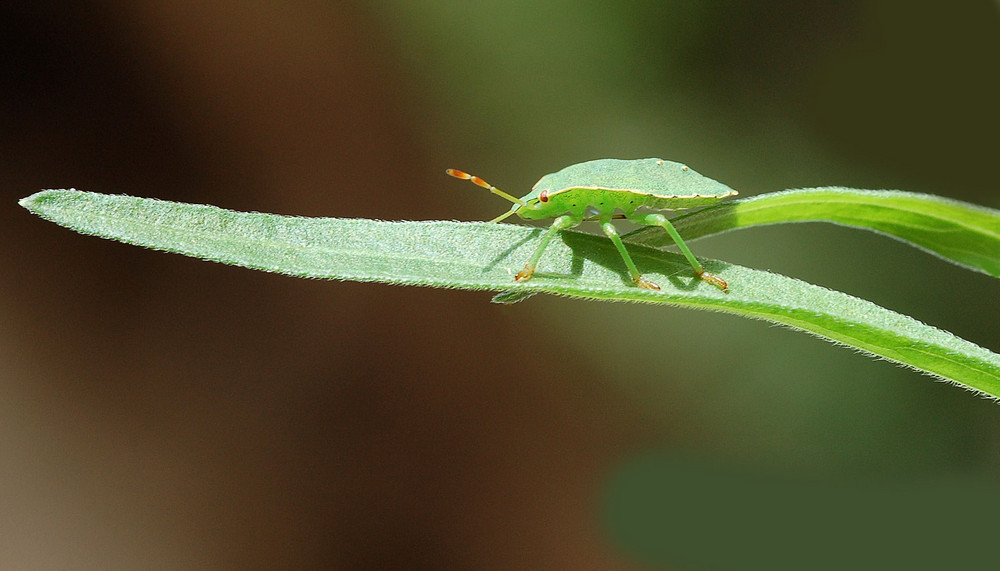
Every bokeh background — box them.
[3,1,999,569]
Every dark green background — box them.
[3,1,998,568]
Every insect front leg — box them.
[600,219,660,290]
[515,215,581,282]
[634,213,728,291]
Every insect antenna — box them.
[445,169,526,223]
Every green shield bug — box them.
[446,158,737,291]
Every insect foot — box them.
[698,271,728,292]
[635,276,661,290]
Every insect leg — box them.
[635,213,728,291]
[515,215,581,282]
[600,220,660,290]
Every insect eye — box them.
[539,190,549,202]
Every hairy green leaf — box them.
[20,189,1000,398]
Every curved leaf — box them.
[20,189,1000,398]
[624,188,1000,277]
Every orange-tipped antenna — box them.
[445,169,526,207]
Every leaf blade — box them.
[20,189,1000,398]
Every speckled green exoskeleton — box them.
[447,158,737,291]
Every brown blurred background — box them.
[2,1,999,569]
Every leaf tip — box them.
[20,189,90,218]
[19,189,64,213]
[19,192,41,211]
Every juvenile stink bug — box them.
[446,158,737,291]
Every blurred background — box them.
[2,1,999,568]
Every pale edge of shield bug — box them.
[446,158,737,292]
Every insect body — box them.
[446,158,737,291]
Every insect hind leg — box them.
[633,213,728,291]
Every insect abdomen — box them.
[643,193,728,210]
